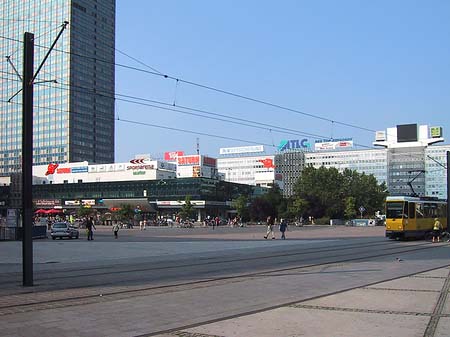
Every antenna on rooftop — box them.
[196,137,200,155]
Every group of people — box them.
[86,217,120,240]
[264,216,288,240]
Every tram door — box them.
[408,202,416,230]
[403,202,409,230]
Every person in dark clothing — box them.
[279,219,288,240]
[86,217,96,240]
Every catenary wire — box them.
[42,80,375,148]
[0,34,436,148]
[5,34,381,135]
[0,98,275,147]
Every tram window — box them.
[424,203,437,218]
[438,204,447,218]
[416,203,424,218]
[409,202,415,218]
[386,202,403,219]
[403,202,408,218]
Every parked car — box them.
[50,222,79,240]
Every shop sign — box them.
[65,200,80,206]
[45,163,59,175]
[314,138,353,151]
[278,139,310,151]
[258,158,275,169]
[35,199,61,207]
[56,167,71,174]
[219,145,264,155]
[203,156,217,167]
[72,166,88,173]
[126,164,154,170]
[164,151,184,161]
[177,155,200,166]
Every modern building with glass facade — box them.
[305,148,388,185]
[275,150,306,197]
[0,0,115,175]
[424,145,449,199]
[274,124,447,199]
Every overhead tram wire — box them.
[41,81,323,140]
[0,98,275,148]
[0,34,379,146]
[22,35,380,135]
[118,118,275,147]
[41,80,375,149]
[115,48,164,75]
[0,18,62,24]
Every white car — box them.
[51,222,80,240]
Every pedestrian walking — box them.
[432,218,442,243]
[264,215,275,239]
[112,222,120,239]
[214,216,220,230]
[86,216,96,241]
[279,218,288,240]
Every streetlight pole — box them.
[447,151,449,230]
[22,32,34,286]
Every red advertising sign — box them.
[258,158,276,169]
[56,167,71,174]
[177,155,200,166]
[164,151,184,161]
[203,156,217,167]
[45,163,59,175]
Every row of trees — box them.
[234,166,388,222]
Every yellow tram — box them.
[385,196,447,240]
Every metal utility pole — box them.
[20,23,68,287]
[447,151,449,230]
[22,32,34,286]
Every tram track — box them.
[0,239,421,286]
[0,239,446,318]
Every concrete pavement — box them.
[2,225,450,336]
[158,267,450,337]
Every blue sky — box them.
[114,0,450,161]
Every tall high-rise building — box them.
[0,0,115,175]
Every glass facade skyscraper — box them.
[0,0,115,175]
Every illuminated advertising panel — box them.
[430,126,442,138]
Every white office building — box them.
[217,146,281,188]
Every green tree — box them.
[285,196,309,220]
[249,197,275,222]
[117,204,134,223]
[294,166,344,218]
[179,195,194,220]
[294,166,388,220]
[344,196,357,220]
[77,205,92,218]
[232,195,249,221]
